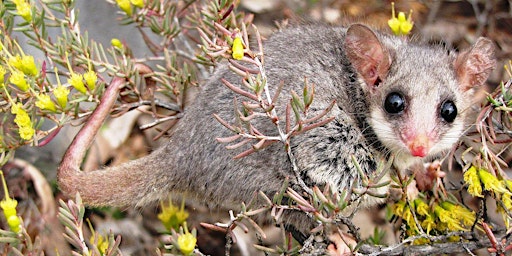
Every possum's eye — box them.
[384,92,405,114]
[440,100,457,123]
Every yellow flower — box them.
[11,102,23,115]
[504,193,512,210]
[158,200,189,231]
[15,1,32,22]
[14,112,31,129]
[8,55,23,71]
[0,198,17,217]
[464,166,483,197]
[392,200,406,217]
[414,199,429,216]
[14,109,31,127]
[68,73,86,94]
[395,202,420,232]
[7,46,37,77]
[388,2,414,36]
[440,201,475,226]
[435,207,451,223]
[35,94,57,112]
[53,85,69,108]
[505,179,512,191]
[90,233,109,255]
[20,55,38,76]
[232,37,244,60]
[111,38,123,49]
[116,0,132,15]
[421,214,436,234]
[434,204,466,231]
[0,171,21,233]
[478,168,509,194]
[177,232,196,255]
[457,207,476,226]
[9,70,29,91]
[0,66,6,84]
[7,215,21,233]
[18,125,35,140]
[402,206,414,227]
[83,70,97,91]
[1,199,20,233]
[11,104,35,140]
[130,0,144,8]
[11,102,28,117]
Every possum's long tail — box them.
[57,65,161,208]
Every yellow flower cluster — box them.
[388,2,414,36]
[464,166,483,197]
[8,55,37,77]
[67,70,97,94]
[0,35,100,146]
[2,52,38,93]
[32,69,69,113]
[465,166,512,227]
[34,77,70,113]
[464,166,512,197]
[158,200,197,254]
[4,53,38,93]
[11,103,35,140]
[434,201,475,231]
[115,0,144,16]
[64,52,98,94]
[12,0,32,22]
[393,198,475,243]
[0,171,21,233]
[158,200,189,231]
[0,43,42,140]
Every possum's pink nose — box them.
[407,134,430,157]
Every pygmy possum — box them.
[57,23,496,237]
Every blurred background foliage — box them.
[0,0,510,255]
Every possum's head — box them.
[344,24,495,164]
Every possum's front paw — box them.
[326,230,356,255]
[412,160,445,192]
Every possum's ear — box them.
[344,24,391,88]
[454,37,496,91]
